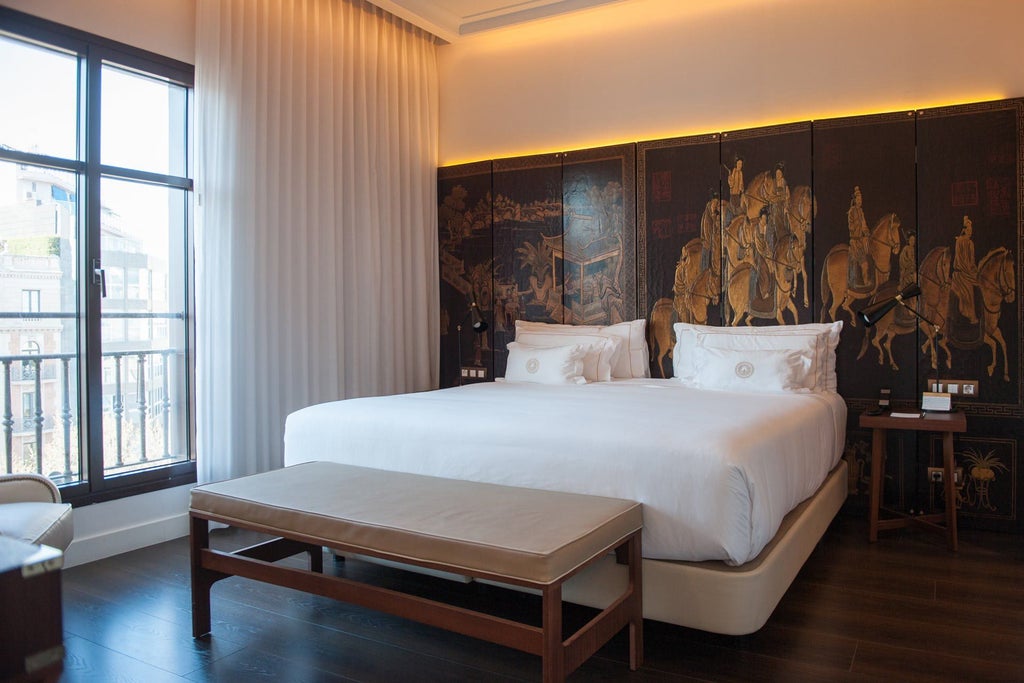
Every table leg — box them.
[190,515,213,638]
[869,427,886,542]
[942,431,958,552]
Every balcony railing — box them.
[1,348,185,482]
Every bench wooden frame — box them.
[190,512,642,682]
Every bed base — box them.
[347,461,847,635]
[562,460,848,635]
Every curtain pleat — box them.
[195,0,439,482]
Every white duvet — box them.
[283,379,846,565]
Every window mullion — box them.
[82,45,105,491]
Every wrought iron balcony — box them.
[1,348,186,483]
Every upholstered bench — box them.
[189,461,643,682]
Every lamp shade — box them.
[469,301,488,333]
[858,284,922,327]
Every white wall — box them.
[2,0,197,567]
[62,484,194,568]
[438,0,1024,165]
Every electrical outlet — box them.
[927,379,980,397]
[927,467,964,484]
[461,366,487,380]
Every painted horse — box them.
[819,213,901,326]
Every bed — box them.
[284,370,847,634]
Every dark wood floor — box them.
[57,508,1024,682]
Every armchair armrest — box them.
[0,473,62,504]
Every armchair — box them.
[0,474,73,551]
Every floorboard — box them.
[54,510,1024,682]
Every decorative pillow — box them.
[693,330,820,392]
[690,344,813,393]
[673,321,842,392]
[514,319,649,378]
[513,329,621,382]
[504,342,587,385]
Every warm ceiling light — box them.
[440,95,1009,167]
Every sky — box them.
[0,33,187,250]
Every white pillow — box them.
[673,321,842,392]
[690,345,812,393]
[693,330,819,392]
[513,329,621,382]
[504,342,587,385]
[514,319,650,378]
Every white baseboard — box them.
[62,484,193,568]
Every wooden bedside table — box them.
[858,410,967,551]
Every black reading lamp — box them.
[858,283,951,410]
[456,300,488,386]
[858,283,925,327]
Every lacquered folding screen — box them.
[915,101,1019,527]
[562,145,638,327]
[491,153,564,378]
[438,161,492,389]
[639,133,721,378]
[719,123,813,327]
[812,112,921,512]
[440,146,638,384]
[438,99,1023,531]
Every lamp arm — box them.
[455,300,487,387]
[456,322,464,386]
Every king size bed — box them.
[283,320,848,635]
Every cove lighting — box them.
[440,94,1009,167]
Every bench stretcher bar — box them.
[189,513,642,682]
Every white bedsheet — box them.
[283,379,846,565]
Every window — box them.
[22,289,40,313]
[21,441,37,472]
[106,266,125,300]
[0,8,195,502]
[22,391,36,429]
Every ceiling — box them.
[369,0,627,43]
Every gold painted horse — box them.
[649,297,675,377]
[819,213,901,326]
[857,246,951,371]
[785,185,815,308]
[976,247,1016,380]
[723,213,755,275]
[727,231,802,326]
[919,247,953,371]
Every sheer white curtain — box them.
[194,0,439,482]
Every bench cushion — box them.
[190,462,642,585]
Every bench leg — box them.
[190,515,213,638]
[628,532,643,671]
[542,584,564,683]
[309,546,324,573]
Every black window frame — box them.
[0,7,197,505]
